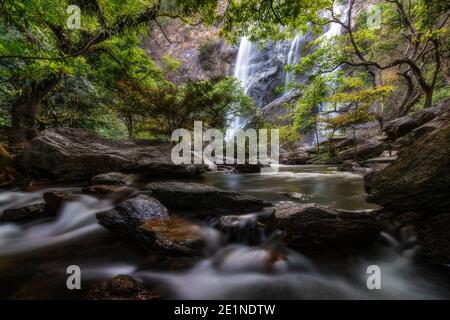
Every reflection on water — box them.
[201,165,380,210]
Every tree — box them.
[0,0,220,151]
[112,77,256,140]
[222,0,449,115]
[294,76,328,150]
[296,0,450,114]
[322,75,393,159]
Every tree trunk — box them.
[353,124,357,161]
[9,76,60,152]
[423,87,434,109]
[443,60,450,87]
[127,117,134,140]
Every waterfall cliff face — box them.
[232,38,291,109]
[232,1,350,114]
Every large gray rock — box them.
[365,110,450,214]
[339,141,384,161]
[97,195,204,255]
[97,195,169,235]
[91,172,141,186]
[146,181,271,216]
[280,148,309,165]
[16,128,205,181]
[417,213,450,264]
[384,98,450,141]
[266,202,380,252]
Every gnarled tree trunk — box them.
[8,76,60,152]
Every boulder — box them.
[280,148,309,165]
[266,202,381,252]
[417,213,450,264]
[16,128,206,181]
[137,215,204,256]
[210,209,274,245]
[81,185,138,205]
[365,114,450,214]
[86,275,159,300]
[384,98,449,141]
[339,141,384,161]
[0,203,50,224]
[338,160,367,174]
[96,195,169,235]
[282,192,313,201]
[43,191,71,214]
[233,163,264,173]
[91,172,141,186]
[82,185,136,196]
[145,181,271,216]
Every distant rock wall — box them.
[141,20,235,83]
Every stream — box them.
[0,165,449,299]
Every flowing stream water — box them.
[0,166,450,299]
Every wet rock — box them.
[392,136,412,149]
[86,275,159,300]
[417,213,450,264]
[82,185,135,195]
[365,111,450,214]
[96,195,169,235]
[137,215,204,256]
[43,191,71,214]
[283,192,313,201]
[15,128,206,182]
[266,202,380,253]
[338,160,367,174]
[280,148,309,165]
[91,172,141,186]
[211,209,274,245]
[0,203,50,224]
[81,185,138,205]
[243,40,292,108]
[384,98,449,141]
[339,141,384,161]
[233,163,264,173]
[146,182,271,216]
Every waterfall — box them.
[234,37,253,92]
[323,2,350,39]
[284,34,307,93]
[227,37,254,140]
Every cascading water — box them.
[0,190,112,256]
[284,33,309,93]
[226,37,254,140]
[233,37,253,91]
[0,167,449,299]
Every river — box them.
[0,166,449,299]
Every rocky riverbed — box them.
[1,99,450,299]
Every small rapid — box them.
[0,190,112,256]
[0,166,449,299]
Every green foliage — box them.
[113,77,256,139]
[294,76,328,133]
[0,0,223,140]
